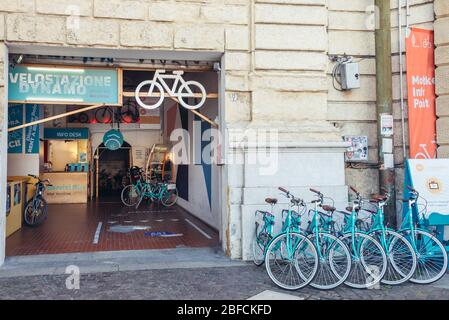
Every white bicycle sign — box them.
[135,69,206,110]
[415,142,437,159]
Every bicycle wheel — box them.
[95,107,113,124]
[340,232,387,289]
[24,198,48,227]
[178,81,206,110]
[265,232,318,290]
[252,225,270,266]
[121,185,141,207]
[308,232,351,290]
[161,186,178,207]
[404,229,448,284]
[78,112,89,123]
[370,230,417,285]
[135,80,164,110]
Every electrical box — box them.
[341,62,360,90]
[344,136,368,162]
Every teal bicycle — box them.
[399,186,448,284]
[263,188,319,290]
[354,187,417,285]
[121,167,178,208]
[252,198,277,266]
[305,188,351,290]
[337,189,388,289]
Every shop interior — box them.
[5,54,222,256]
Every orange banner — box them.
[406,28,437,159]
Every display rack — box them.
[145,144,173,182]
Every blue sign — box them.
[103,129,124,151]
[8,104,23,153]
[44,128,89,140]
[8,65,120,105]
[25,104,41,154]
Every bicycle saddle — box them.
[370,194,387,203]
[322,205,336,212]
[265,198,278,205]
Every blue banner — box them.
[25,104,41,154]
[44,128,89,140]
[8,104,23,153]
[8,65,120,105]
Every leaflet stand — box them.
[404,159,449,249]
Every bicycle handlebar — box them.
[407,186,417,193]
[350,186,359,195]
[310,188,321,195]
[278,187,289,194]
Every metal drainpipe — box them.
[398,0,407,159]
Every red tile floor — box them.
[6,199,219,256]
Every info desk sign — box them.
[405,159,449,217]
[8,65,121,105]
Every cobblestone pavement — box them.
[0,264,448,300]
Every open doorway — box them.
[96,141,131,200]
[4,52,223,258]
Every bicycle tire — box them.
[340,232,388,289]
[161,187,178,207]
[369,229,417,286]
[265,232,318,290]
[24,198,48,227]
[121,185,140,207]
[404,229,448,284]
[95,107,113,124]
[308,232,352,290]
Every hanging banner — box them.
[406,28,437,159]
[8,104,23,153]
[25,104,41,154]
[8,65,121,105]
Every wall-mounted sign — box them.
[8,104,23,153]
[8,65,121,105]
[380,113,394,137]
[404,159,449,217]
[44,128,89,140]
[103,129,124,151]
[135,70,206,110]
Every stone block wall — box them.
[434,0,449,157]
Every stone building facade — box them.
[0,0,446,264]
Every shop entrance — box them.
[4,49,224,258]
[96,142,131,200]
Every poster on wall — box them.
[132,146,147,169]
[405,159,449,217]
[8,65,121,105]
[25,104,41,154]
[8,104,23,154]
[406,28,437,159]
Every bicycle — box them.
[400,186,448,284]
[135,69,206,110]
[305,188,352,290]
[121,167,178,208]
[24,175,52,227]
[68,111,89,123]
[95,104,140,124]
[337,189,388,289]
[264,187,319,290]
[355,187,417,285]
[252,198,277,266]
